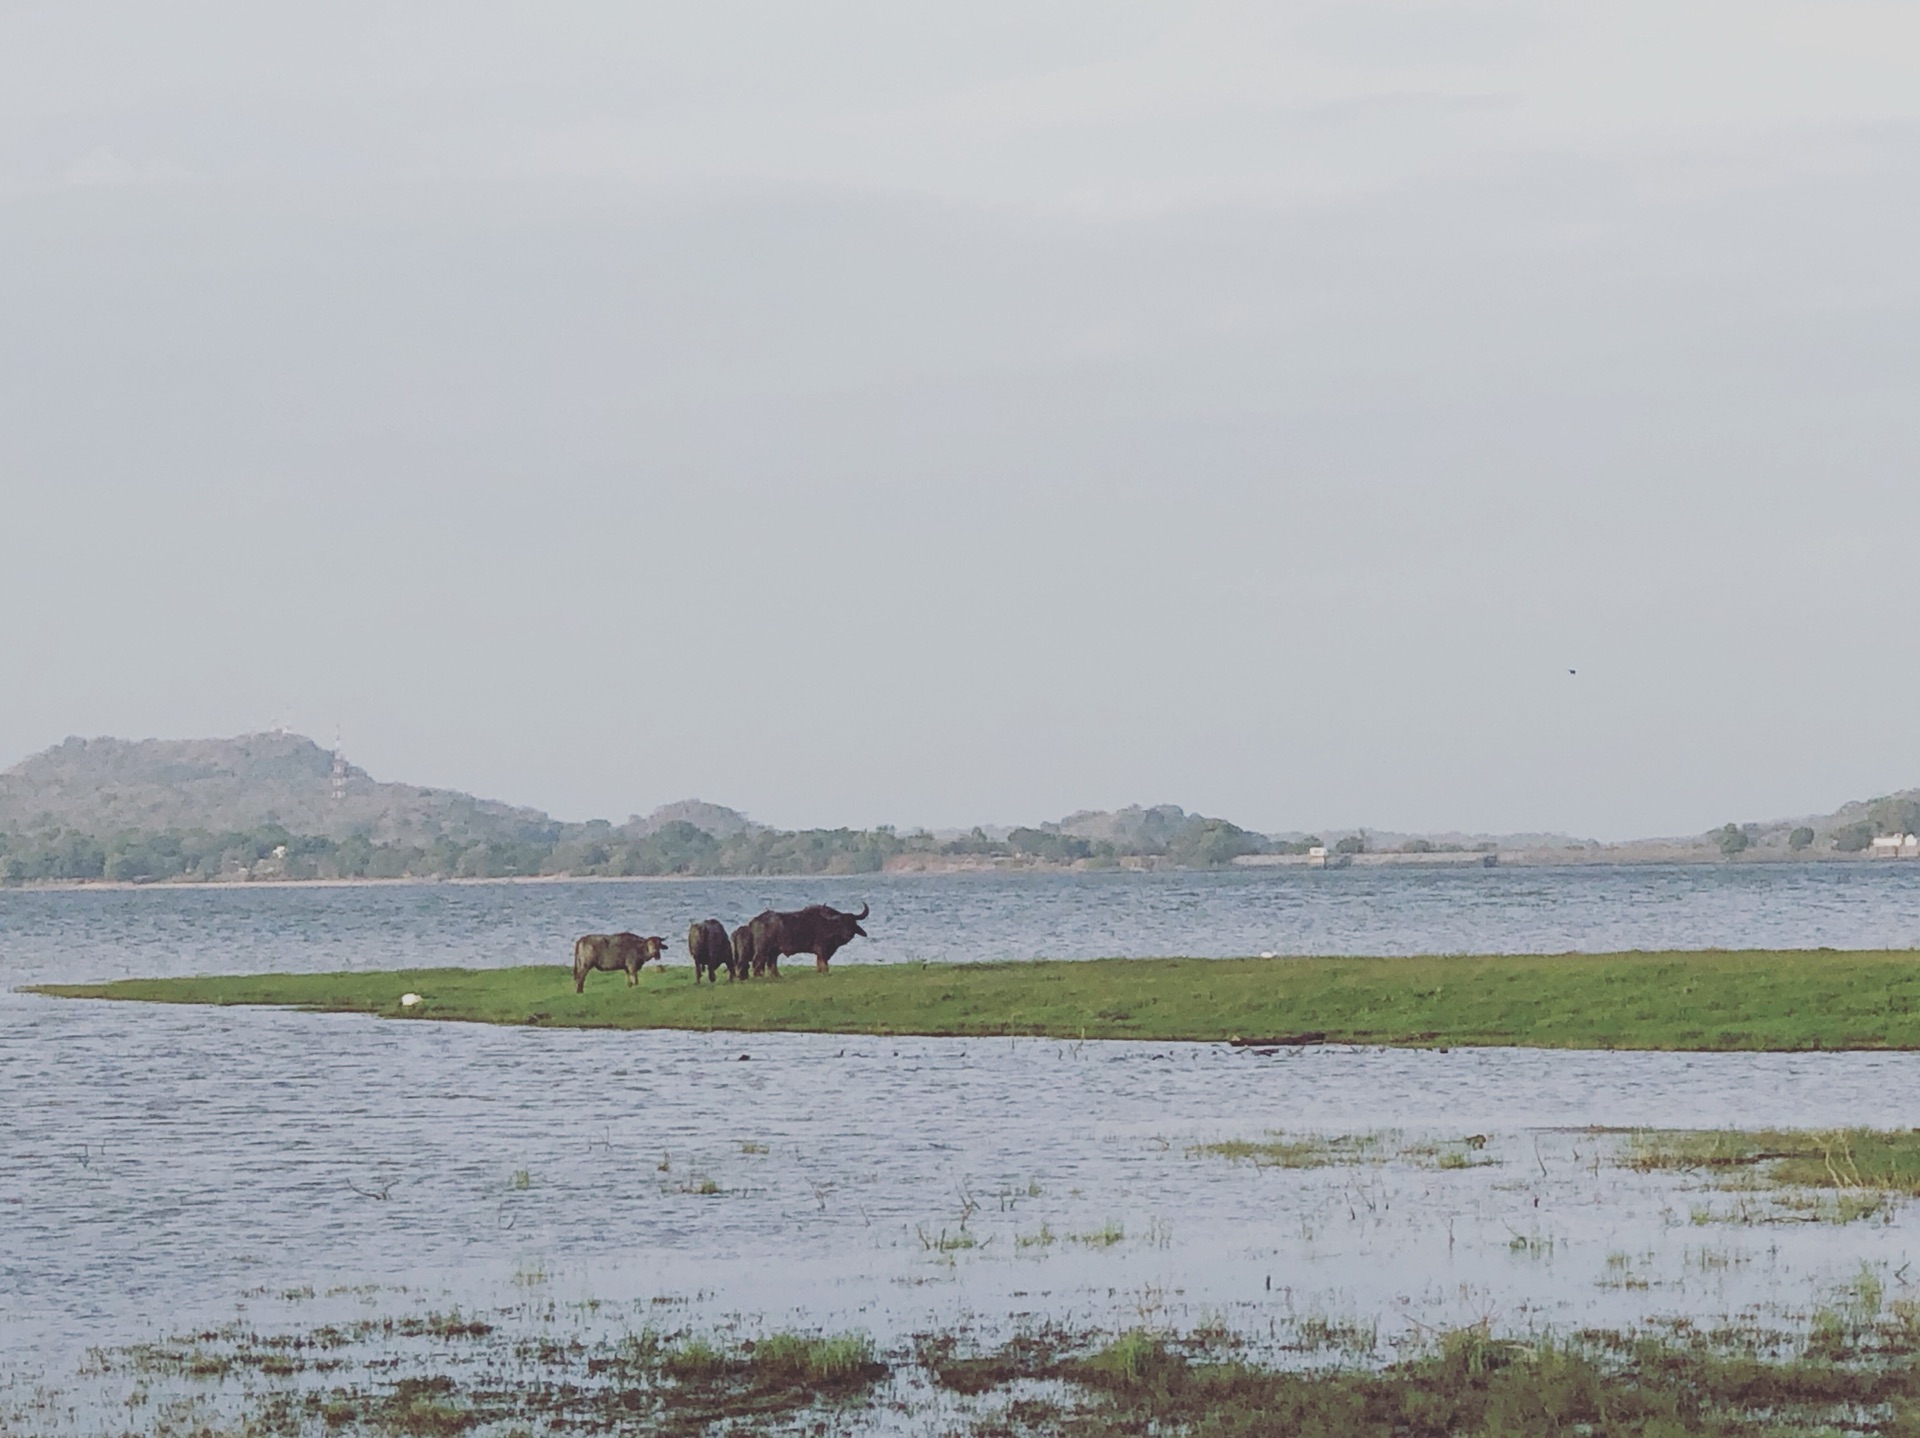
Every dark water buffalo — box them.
[745,902,869,975]
[730,923,755,979]
[572,932,664,992]
[688,918,737,983]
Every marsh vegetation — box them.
[1190,1132,1495,1169]
[24,1283,1920,1437]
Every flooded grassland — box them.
[12,873,1920,1431]
[12,1002,1920,1433]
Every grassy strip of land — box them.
[27,947,1920,1050]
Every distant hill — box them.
[0,733,559,847]
[1052,804,1196,849]
[5,730,1920,882]
[622,799,756,840]
[1697,786,1920,858]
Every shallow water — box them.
[6,867,1920,1388]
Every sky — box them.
[2,2,1918,838]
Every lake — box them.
[8,862,1920,987]
[6,864,1920,1420]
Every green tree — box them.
[1715,823,1749,858]
[948,827,1017,858]
[1007,828,1091,863]
[1869,797,1920,838]
[1788,826,1815,852]
[1167,818,1260,868]
[1834,822,1875,853]
[56,832,106,880]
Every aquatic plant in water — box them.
[1620,1128,1920,1222]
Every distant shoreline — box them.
[6,733,1912,883]
[0,851,1899,894]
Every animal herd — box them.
[571,901,870,993]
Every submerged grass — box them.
[1191,1134,1387,1167]
[35,1299,1920,1437]
[32,947,1920,1050]
[947,1313,1920,1437]
[1623,1127,1920,1194]
[1190,1131,1496,1169]
[1623,1129,1920,1223]
[65,1319,888,1438]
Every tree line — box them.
[0,812,1293,884]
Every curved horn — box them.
[852,901,869,921]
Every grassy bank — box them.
[28,947,1920,1050]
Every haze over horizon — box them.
[4,4,1918,841]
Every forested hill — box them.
[8,732,1918,886]
[0,733,828,881]
[0,733,555,846]
[0,733,1276,883]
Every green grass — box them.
[1623,1128,1920,1194]
[748,1332,882,1388]
[1618,1128,1920,1225]
[26,947,1920,1051]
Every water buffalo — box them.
[688,918,737,983]
[572,932,665,992]
[745,901,869,975]
[730,923,755,980]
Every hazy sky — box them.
[4,3,1918,837]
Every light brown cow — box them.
[572,932,665,992]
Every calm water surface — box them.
[8,864,1920,982]
[6,866,1920,1386]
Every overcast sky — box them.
[3,3,1918,838]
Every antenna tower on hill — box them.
[331,731,348,804]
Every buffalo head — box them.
[823,902,868,944]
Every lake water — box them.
[9,862,1920,986]
[7,864,1920,1415]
